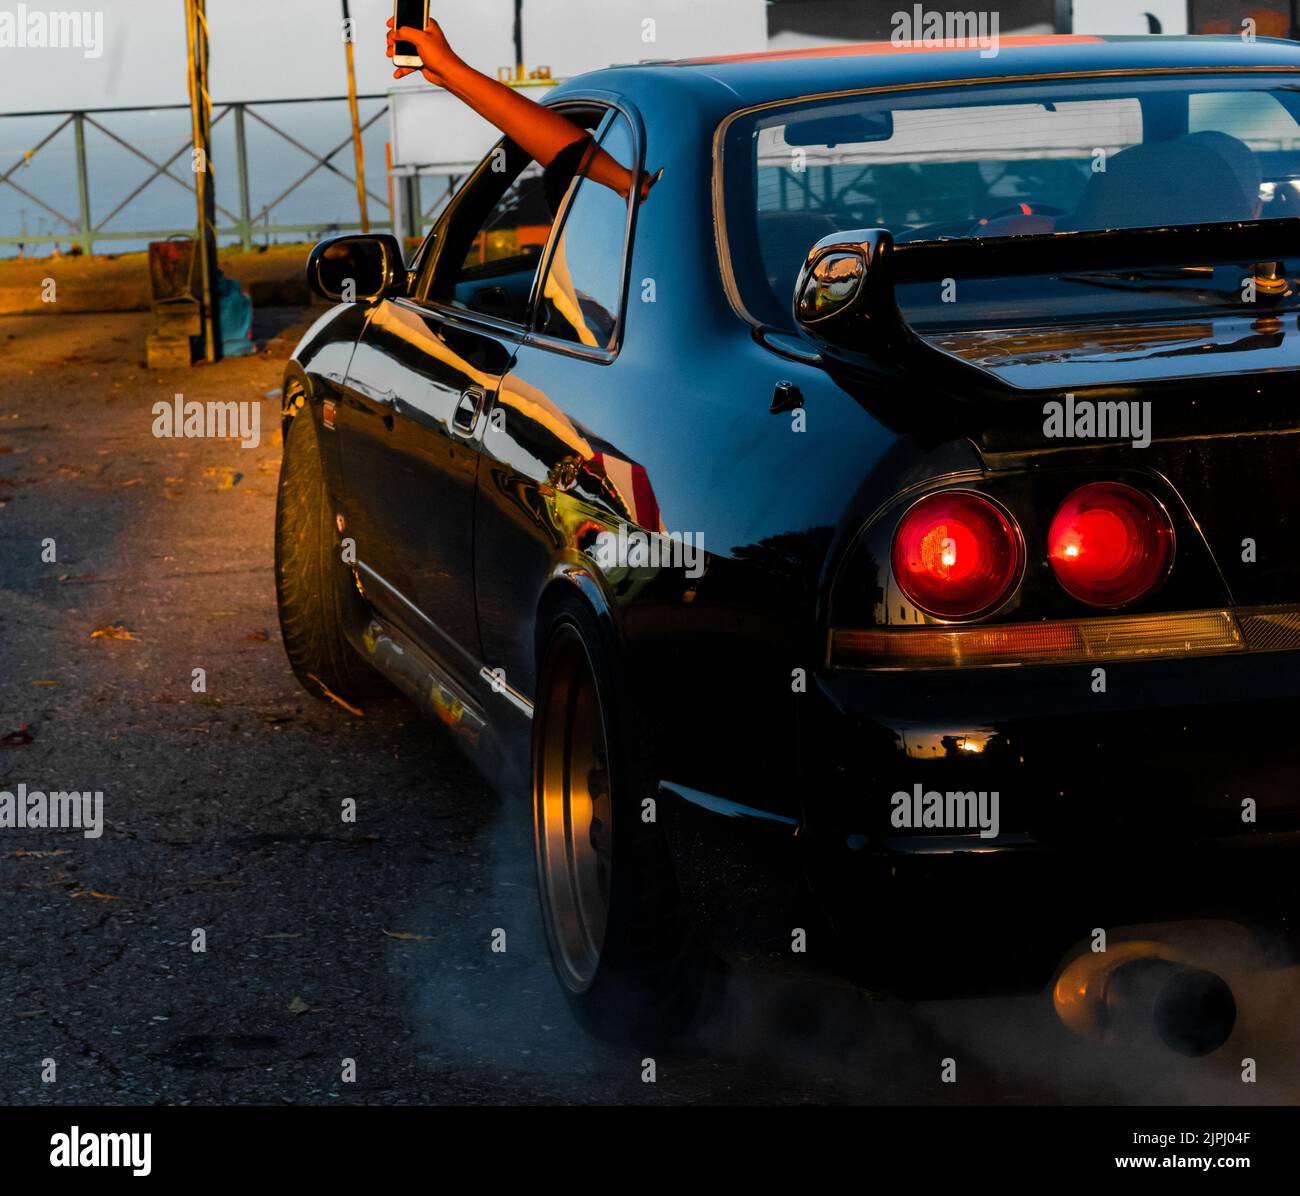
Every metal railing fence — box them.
[0,94,393,254]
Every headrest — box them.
[1067,131,1262,231]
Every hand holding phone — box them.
[386,9,459,87]
[383,6,657,205]
[389,1,428,68]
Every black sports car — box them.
[277,34,1300,1042]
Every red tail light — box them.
[1048,482,1174,608]
[891,492,1023,619]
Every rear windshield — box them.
[720,74,1300,328]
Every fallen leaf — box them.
[15,1010,47,1019]
[306,674,363,717]
[382,929,434,942]
[203,467,243,489]
[13,849,66,859]
[90,623,136,641]
[245,629,270,642]
[31,679,58,685]
[1,724,34,747]
[69,890,124,901]
[287,996,313,1015]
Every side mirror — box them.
[793,228,896,340]
[307,233,406,303]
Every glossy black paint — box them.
[339,300,516,686]
[286,37,1300,992]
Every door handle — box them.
[453,385,489,433]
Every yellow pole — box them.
[185,0,220,362]
[342,0,370,233]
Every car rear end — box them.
[718,51,1300,992]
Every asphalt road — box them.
[2,310,1298,1106]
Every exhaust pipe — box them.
[1102,956,1236,1057]
[1054,940,1237,1057]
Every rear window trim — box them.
[712,65,1300,332]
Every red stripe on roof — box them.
[679,35,1105,68]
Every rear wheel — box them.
[274,408,385,704]
[533,595,704,1039]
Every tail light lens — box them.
[1048,482,1174,608]
[891,492,1023,619]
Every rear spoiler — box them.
[794,218,1300,404]
[890,216,1300,284]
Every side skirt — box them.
[345,616,489,745]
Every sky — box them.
[0,1,766,253]
[0,0,766,114]
[0,2,1199,254]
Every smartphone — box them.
[392,0,429,68]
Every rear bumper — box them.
[805,648,1300,846]
[662,649,1300,994]
[809,823,1300,994]
[803,648,1300,990]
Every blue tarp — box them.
[217,272,255,358]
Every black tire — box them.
[532,593,707,1040]
[274,409,385,704]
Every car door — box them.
[336,128,593,688]
[474,111,643,699]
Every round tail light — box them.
[891,492,1023,619]
[1048,482,1174,608]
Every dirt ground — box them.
[2,308,1299,1106]
[0,244,318,316]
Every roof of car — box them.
[554,35,1300,118]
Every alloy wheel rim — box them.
[534,624,613,992]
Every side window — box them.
[425,119,599,324]
[433,148,549,323]
[536,116,636,351]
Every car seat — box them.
[1063,130,1262,231]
